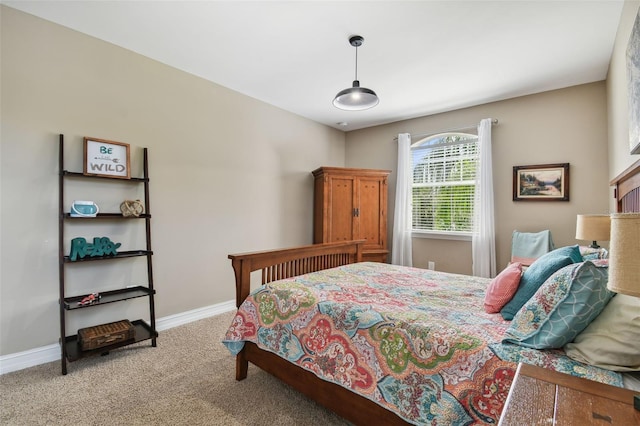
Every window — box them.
[411,132,478,235]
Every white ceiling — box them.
[3,1,626,131]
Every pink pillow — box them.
[484,262,522,313]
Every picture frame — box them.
[83,137,131,179]
[627,9,640,154]
[513,163,569,202]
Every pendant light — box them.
[333,35,379,111]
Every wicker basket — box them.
[78,320,135,351]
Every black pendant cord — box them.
[354,45,358,82]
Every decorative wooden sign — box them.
[69,237,121,261]
[83,137,131,179]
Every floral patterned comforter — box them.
[222,262,622,425]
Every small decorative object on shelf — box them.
[69,237,121,261]
[120,199,144,217]
[70,200,99,217]
[83,137,131,179]
[77,292,101,306]
[78,320,135,351]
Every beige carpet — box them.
[0,311,351,425]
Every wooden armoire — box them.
[312,167,390,263]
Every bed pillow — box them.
[502,260,613,349]
[579,246,608,261]
[564,294,640,371]
[484,262,522,313]
[500,245,583,320]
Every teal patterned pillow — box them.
[502,261,614,349]
[501,245,583,320]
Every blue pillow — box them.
[500,245,583,320]
[502,261,614,348]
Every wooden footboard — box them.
[227,240,409,424]
[228,240,364,309]
[228,240,365,381]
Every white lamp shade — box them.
[608,213,640,297]
[575,214,611,242]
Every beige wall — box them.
[0,7,346,355]
[346,82,610,274]
[607,0,640,196]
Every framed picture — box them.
[83,137,131,179]
[513,163,569,202]
[627,9,640,154]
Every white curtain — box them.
[392,133,413,266]
[472,119,496,277]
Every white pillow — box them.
[564,294,640,371]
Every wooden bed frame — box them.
[228,240,409,424]
[228,160,640,425]
[611,159,640,213]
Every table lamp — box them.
[575,214,611,249]
[607,213,640,411]
[608,213,640,298]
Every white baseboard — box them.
[155,299,235,331]
[0,343,61,376]
[0,300,236,375]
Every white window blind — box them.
[411,134,478,233]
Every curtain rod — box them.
[393,119,498,141]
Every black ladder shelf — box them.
[58,134,157,374]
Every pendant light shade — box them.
[333,35,379,111]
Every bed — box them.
[223,159,640,425]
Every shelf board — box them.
[63,250,152,263]
[64,319,157,362]
[64,213,151,219]
[63,286,154,310]
[62,170,148,182]
[63,250,153,263]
